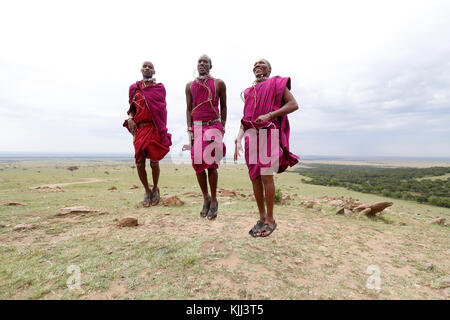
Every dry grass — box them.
[0,161,449,300]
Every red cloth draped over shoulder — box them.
[241,76,299,180]
[123,81,171,163]
[189,78,226,175]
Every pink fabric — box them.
[189,78,225,174]
[127,81,172,147]
[241,76,299,180]
[190,78,220,121]
[190,122,226,175]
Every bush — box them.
[274,188,282,204]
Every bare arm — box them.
[255,87,299,123]
[216,79,227,131]
[127,88,137,135]
[185,82,193,130]
[233,123,245,161]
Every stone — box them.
[305,201,314,208]
[438,276,450,288]
[161,195,184,207]
[156,247,169,254]
[355,202,393,216]
[218,188,237,197]
[31,185,65,192]
[108,186,117,191]
[56,206,98,216]
[118,217,138,227]
[335,207,345,215]
[328,200,344,206]
[344,209,354,217]
[429,217,446,225]
[423,263,434,271]
[13,223,37,231]
[130,185,139,189]
[0,201,27,206]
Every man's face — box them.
[253,60,271,78]
[141,62,155,78]
[197,56,211,75]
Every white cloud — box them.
[1,0,450,157]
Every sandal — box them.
[260,221,277,237]
[207,201,219,220]
[143,194,152,208]
[200,196,211,218]
[151,187,160,206]
[249,220,264,238]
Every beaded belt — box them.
[193,118,221,126]
[137,122,153,128]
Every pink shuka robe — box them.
[190,77,226,175]
[123,81,172,163]
[241,76,299,180]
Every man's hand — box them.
[255,113,272,123]
[234,139,243,162]
[182,131,194,151]
[221,121,226,134]
[128,118,137,136]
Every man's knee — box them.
[150,161,159,169]
[136,159,146,169]
[261,174,274,185]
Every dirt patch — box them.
[201,240,226,253]
[86,280,128,300]
[31,178,105,189]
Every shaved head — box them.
[197,55,212,76]
[259,59,271,72]
[141,61,155,79]
[199,54,212,65]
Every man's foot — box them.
[200,195,211,218]
[259,221,277,237]
[151,187,160,206]
[143,193,152,208]
[207,201,219,220]
[249,220,264,237]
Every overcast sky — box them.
[1,0,449,158]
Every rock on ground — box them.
[1,201,27,206]
[428,217,446,225]
[13,224,37,231]
[355,202,393,217]
[161,195,184,207]
[118,217,138,227]
[56,206,99,216]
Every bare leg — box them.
[136,156,151,205]
[260,175,276,236]
[150,161,160,192]
[207,168,218,207]
[150,161,160,205]
[251,176,267,226]
[196,170,210,205]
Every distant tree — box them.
[67,166,79,176]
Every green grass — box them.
[0,161,449,299]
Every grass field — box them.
[0,160,449,299]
